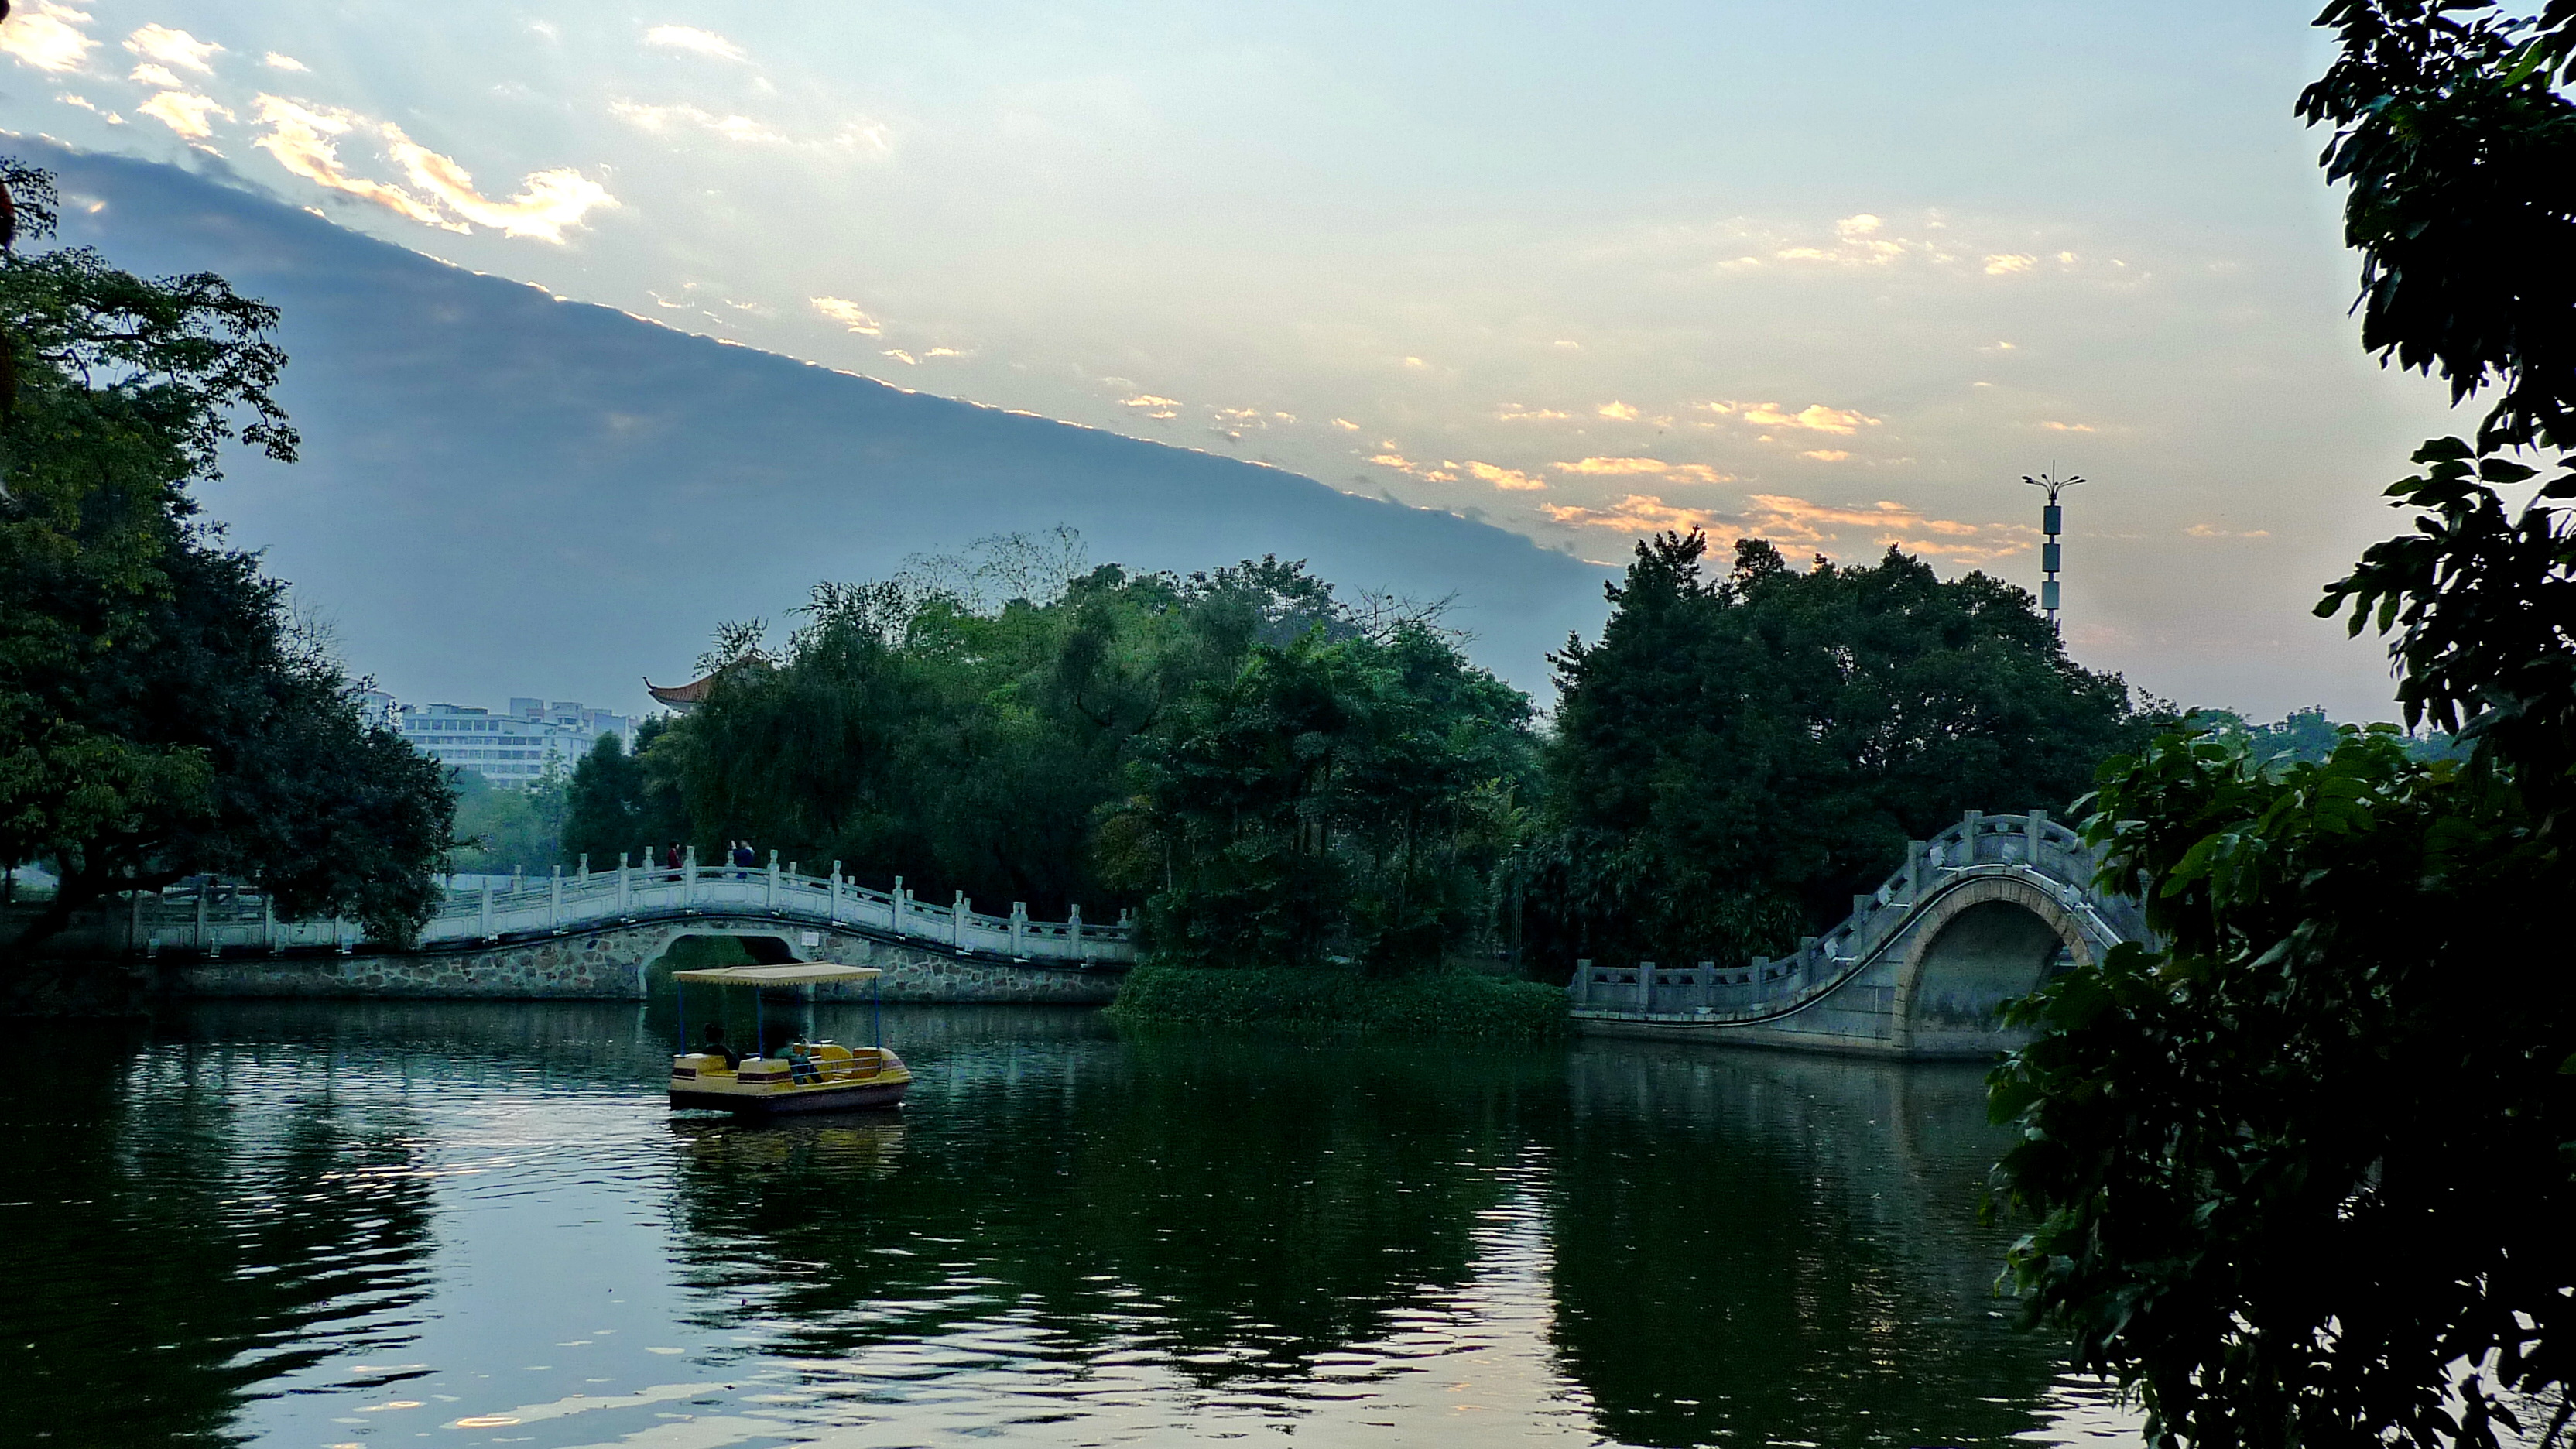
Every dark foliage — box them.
[1523,531,2154,975]
[0,157,450,961]
[1989,7,2576,1444]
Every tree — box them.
[1525,531,2154,975]
[1987,5,2576,1444]
[0,156,451,961]
[1111,622,1533,973]
[561,724,682,870]
[445,765,570,877]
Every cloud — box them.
[2036,420,2095,432]
[2184,523,2272,540]
[809,296,882,334]
[136,90,231,139]
[1497,404,1571,422]
[1983,253,2037,275]
[2,2,97,72]
[1455,460,1547,492]
[1541,493,1732,534]
[643,25,747,63]
[1543,490,2031,564]
[1121,394,1181,409]
[1597,401,1640,421]
[1800,449,1851,462]
[1331,418,1360,431]
[1714,401,1882,434]
[1552,456,1732,484]
[1368,453,1416,470]
[882,348,917,365]
[1742,494,2031,563]
[1402,355,1430,369]
[249,95,616,242]
[380,123,616,241]
[1770,211,1912,265]
[252,97,457,230]
[611,101,787,146]
[1553,339,1581,350]
[923,346,967,358]
[128,61,180,86]
[263,51,307,71]
[124,22,219,73]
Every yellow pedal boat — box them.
[667,963,913,1115]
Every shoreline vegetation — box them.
[1108,963,1567,1039]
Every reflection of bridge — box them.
[121,857,1132,968]
[1569,810,2148,1059]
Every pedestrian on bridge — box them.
[731,841,756,879]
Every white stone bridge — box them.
[1568,810,2150,1059]
[119,855,1133,969]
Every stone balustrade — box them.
[1567,810,2151,1055]
[107,848,1133,967]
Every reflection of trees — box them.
[9,1022,438,1442]
[663,1017,1564,1382]
[1547,1044,2071,1448]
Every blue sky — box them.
[1,2,2470,718]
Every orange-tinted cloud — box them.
[249,95,615,242]
[1552,457,1732,484]
[1540,494,1731,533]
[1543,490,2035,566]
[1706,400,1882,434]
[1455,460,1547,492]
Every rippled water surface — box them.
[2,1002,2140,1447]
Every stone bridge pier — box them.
[1569,810,2150,1060]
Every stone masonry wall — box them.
[176,916,1120,1005]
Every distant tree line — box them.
[557,526,2181,977]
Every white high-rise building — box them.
[388,697,636,787]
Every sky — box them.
[0,1,2473,721]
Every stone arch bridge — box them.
[1568,810,2150,1059]
[122,858,1132,1005]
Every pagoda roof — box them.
[644,673,714,711]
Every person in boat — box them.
[760,1021,796,1061]
[701,1022,740,1068]
[786,1037,820,1083]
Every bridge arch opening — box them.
[641,932,803,1043]
[1901,898,2076,1058]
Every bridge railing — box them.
[116,853,1133,966]
[1569,808,2146,1019]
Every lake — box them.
[2,1001,2139,1447]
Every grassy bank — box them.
[1108,963,1567,1039]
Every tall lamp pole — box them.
[2023,468,2084,636]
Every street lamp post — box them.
[2023,468,2084,636]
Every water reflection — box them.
[2,1020,440,1441]
[0,1001,2136,1446]
[1550,1043,2080,1447]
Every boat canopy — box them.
[671,963,882,986]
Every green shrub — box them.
[1108,964,1566,1039]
